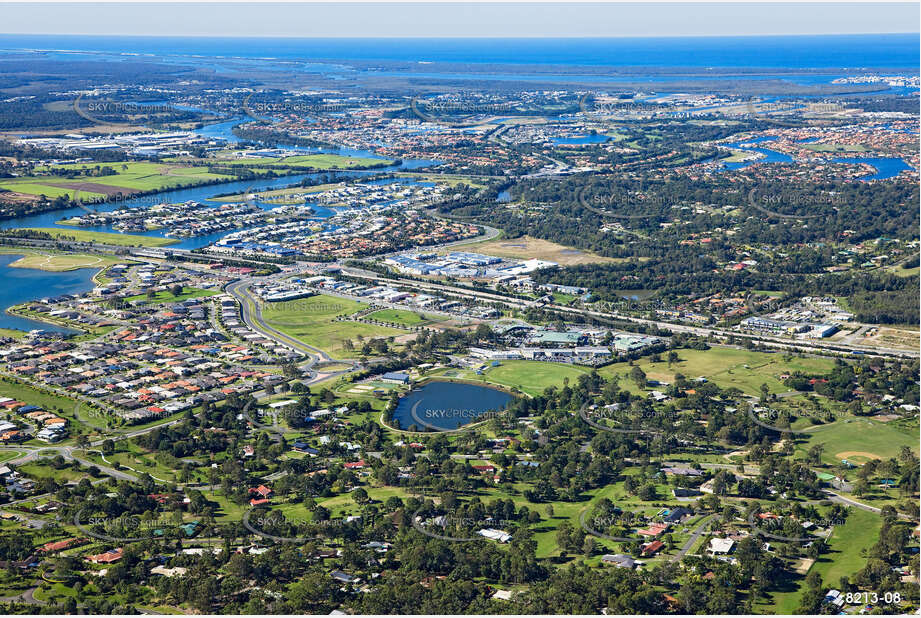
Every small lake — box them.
[0,254,96,333]
[390,380,513,431]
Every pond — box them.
[389,380,513,431]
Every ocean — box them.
[0,33,917,69]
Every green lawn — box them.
[797,416,919,464]
[802,143,869,153]
[0,376,97,435]
[199,153,392,170]
[16,228,177,247]
[365,308,431,327]
[3,161,239,199]
[261,294,404,357]
[432,360,593,397]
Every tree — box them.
[806,443,825,466]
[352,487,369,505]
[630,366,647,390]
[582,535,595,557]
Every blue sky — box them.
[1,2,918,37]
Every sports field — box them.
[797,416,919,465]
[261,294,404,357]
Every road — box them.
[5,236,914,360]
[671,514,714,563]
[225,278,359,385]
[338,266,917,360]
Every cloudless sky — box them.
[0,2,918,38]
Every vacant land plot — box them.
[18,228,177,247]
[262,294,403,357]
[457,235,615,266]
[6,252,121,272]
[861,326,919,351]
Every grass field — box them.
[802,143,869,153]
[3,161,239,200]
[599,347,836,396]
[123,287,219,304]
[394,172,489,188]
[204,153,392,170]
[365,308,431,327]
[756,509,881,613]
[0,377,83,420]
[262,294,404,357]
[16,228,177,247]
[797,416,919,465]
[433,360,594,397]
[456,235,616,266]
[4,251,123,272]
[721,149,757,163]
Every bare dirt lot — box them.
[456,235,616,266]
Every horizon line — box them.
[0,31,918,39]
